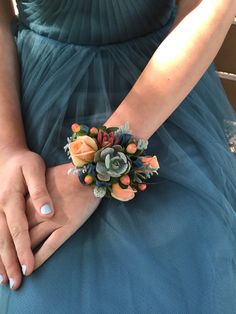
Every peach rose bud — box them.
[71,123,81,133]
[89,127,99,136]
[141,156,160,171]
[69,135,98,167]
[126,143,137,154]
[111,183,136,201]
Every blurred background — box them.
[12,2,236,112]
[214,18,236,112]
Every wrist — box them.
[104,100,153,141]
[0,146,32,163]
[47,162,102,202]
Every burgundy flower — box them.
[97,130,120,148]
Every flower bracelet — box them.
[64,122,160,201]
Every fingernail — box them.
[0,274,3,284]
[40,204,52,215]
[21,264,27,275]
[9,277,14,289]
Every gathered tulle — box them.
[1,0,236,313]
[16,0,176,45]
[16,9,177,167]
[16,15,236,211]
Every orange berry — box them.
[138,183,147,191]
[71,123,80,132]
[84,175,94,184]
[90,127,98,135]
[120,175,131,186]
[126,143,137,154]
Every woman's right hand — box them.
[0,149,55,290]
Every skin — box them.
[104,0,236,137]
[0,0,56,289]
[26,163,101,270]
[0,0,235,290]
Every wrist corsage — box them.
[64,122,160,201]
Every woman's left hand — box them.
[26,163,102,271]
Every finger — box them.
[29,221,58,250]
[0,256,8,285]
[26,195,44,229]
[22,156,54,217]
[34,226,75,270]
[0,212,22,290]
[4,194,35,277]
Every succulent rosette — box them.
[94,145,131,181]
[64,122,160,201]
[97,130,120,148]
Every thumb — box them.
[22,155,55,218]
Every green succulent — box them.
[93,186,107,198]
[94,145,131,181]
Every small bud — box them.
[71,123,80,132]
[90,127,99,136]
[84,175,94,184]
[138,183,147,191]
[120,175,131,185]
[126,143,137,154]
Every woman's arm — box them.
[0,0,27,153]
[23,0,236,273]
[0,0,55,290]
[171,0,202,31]
[104,0,236,139]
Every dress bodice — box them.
[16,0,176,45]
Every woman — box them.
[0,0,236,312]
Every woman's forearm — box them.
[0,10,27,156]
[104,0,236,139]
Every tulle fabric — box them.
[15,4,178,167]
[1,0,236,313]
[15,0,176,45]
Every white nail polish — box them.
[0,274,3,284]
[40,204,52,215]
[9,277,14,289]
[21,264,27,275]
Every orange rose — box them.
[68,135,98,167]
[141,156,160,172]
[111,183,136,201]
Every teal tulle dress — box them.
[1,0,236,313]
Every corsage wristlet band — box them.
[64,122,160,201]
